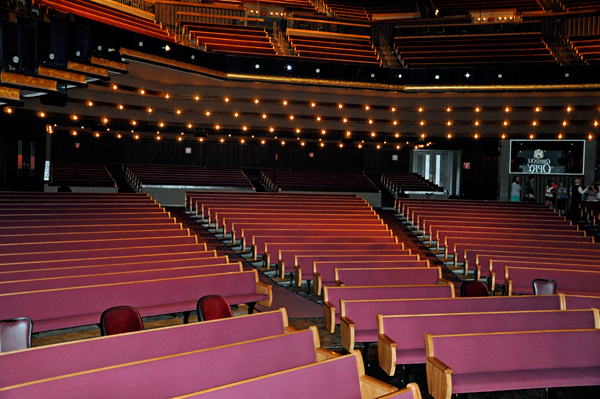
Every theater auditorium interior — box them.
[2,0,600,397]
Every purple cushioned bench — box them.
[310,258,424,294]
[324,284,454,333]
[0,308,291,388]
[490,260,600,293]
[0,228,191,245]
[340,294,564,352]
[0,262,241,294]
[506,266,600,296]
[0,216,177,228]
[253,233,394,259]
[0,222,182,236]
[0,254,226,275]
[170,351,415,399]
[335,267,447,287]
[0,246,214,271]
[412,210,562,231]
[425,329,600,399]
[419,215,565,236]
[1,211,173,222]
[0,328,336,398]
[565,294,600,309]
[273,242,406,278]
[210,208,375,227]
[0,204,163,214]
[454,241,600,270]
[378,308,599,376]
[0,269,271,332]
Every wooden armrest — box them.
[360,375,399,398]
[323,301,336,333]
[278,260,285,278]
[489,270,496,292]
[256,282,272,307]
[475,264,481,281]
[335,280,345,287]
[439,278,452,286]
[251,244,257,259]
[294,265,302,287]
[315,347,341,361]
[378,333,397,376]
[505,277,513,296]
[284,326,299,333]
[314,272,322,295]
[426,356,453,399]
[340,316,356,352]
[264,251,271,269]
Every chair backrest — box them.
[533,279,557,295]
[0,317,33,352]
[460,281,490,297]
[100,306,144,336]
[197,295,233,322]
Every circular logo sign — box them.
[533,149,544,159]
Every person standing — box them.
[523,176,535,202]
[569,178,589,222]
[510,176,521,201]
[544,179,555,208]
[556,182,568,215]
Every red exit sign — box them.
[463,162,471,169]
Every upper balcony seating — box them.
[568,34,600,65]
[394,32,556,68]
[36,0,174,42]
[431,0,544,17]
[49,162,117,188]
[559,0,600,12]
[287,31,381,66]
[261,169,378,192]
[179,22,276,56]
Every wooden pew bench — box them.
[0,328,336,398]
[310,258,424,294]
[340,294,564,352]
[0,262,241,294]
[0,228,191,245]
[173,351,412,399]
[378,309,599,377]
[425,329,600,399]
[324,284,454,333]
[335,267,449,287]
[0,270,271,332]
[0,222,183,236]
[565,294,600,309]
[0,309,292,388]
[506,266,600,296]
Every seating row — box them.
[126,164,253,190]
[568,34,600,65]
[49,162,116,188]
[261,169,379,192]
[431,0,544,16]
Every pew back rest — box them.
[426,329,600,373]
[0,329,319,398]
[342,295,565,330]
[336,267,440,286]
[507,266,600,294]
[382,309,599,351]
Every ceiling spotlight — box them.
[165,94,170,99]
[365,105,370,110]
[316,116,321,121]
[195,96,200,101]
[290,115,294,120]
[254,99,259,104]
[475,107,480,112]
[140,90,145,95]
[87,101,93,106]
[112,85,118,90]
[311,102,316,107]
[338,104,343,109]
[118,105,124,110]
[391,107,396,112]
[283,100,288,105]
[225,97,229,102]
[176,110,181,115]
[215,125,220,130]
[147,108,152,113]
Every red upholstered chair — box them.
[0,317,33,352]
[460,281,490,297]
[100,306,144,336]
[197,295,233,322]
[533,279,557,295]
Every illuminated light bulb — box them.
[504,121,508,126]
[447,107,451,112]
[234,113,239,117]
[113,85,118,90]
[530,134,534,139]
[135,135,139,139]
[254,99,259,104]
[421,133,425,138]
[563,121,567,126]
[301,142,305,146]
[505,107,510,112]
[393,121,398,125]
[243,126,247,131]
[475,121,479,126]
[117,134,122,139]
[40,112,45,117]
[118,105,124,110]
[343,118,347,123]
[322,130,326,135]
[147,108,152,113]
[225,97,229,102]
[535,107,540,112]
[316,116,321,121]
[215,125,220,130]
[595,121,598,127]
[365,105,370,110]
[447,133,452,138]
[371,132,376,137]
[132,121,137,125]
[165,94,170,99]
[533,121,537,126]
[87,101,93,106]
[178,137,182,141]
[241,139,245,144]
[377,145,381,149]
[369,120,373,124]
[159,122,164,127]
[475,107,480,112]
[72,115,78,120]
[339,143,343,148]
[311,102,316,107]
[320,143,325,147]
[199,138,204,142]
[346,132,351,136]
[290,115,294,120]
[283,100,288,105]
[206,111,210,116]
[589,134,594,140]
[418,107,423,112]
[558,134,563,139]
[269,127,274,132]
[261,140,265,144]
[195,96,200,100]
[177,110,181,115]
[358,144,362,148]
[395,133,399,138]
[262,114,267,119]
[95,133,100,138]
[420,121,424,126]
[72,131,77,136]
[281,141,285,145]
[391,107,396,112]
[140,89,145,95]
[474,134,479,139]
[220,138,224,143]
[103,118,108,124]
[447,121,452,126]
[567,106,572,112]
[296,129,300,133]
[396,145,400,149]
[338,104,343,109]
[188,124,192,128]
[156,136,161,140]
